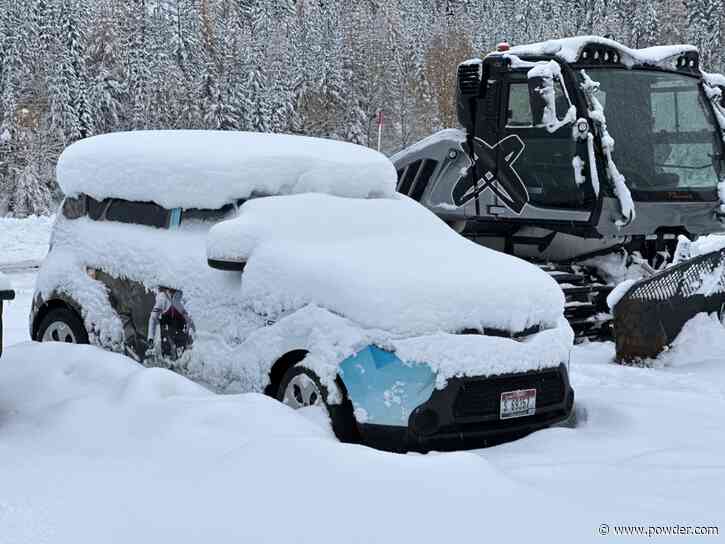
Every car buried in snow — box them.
[0,272,14,357]
[30,130,575,452]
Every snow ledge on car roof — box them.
[56,131,397,210]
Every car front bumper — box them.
[357,363,575,452]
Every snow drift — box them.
[2,339,725,542]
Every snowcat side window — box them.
[507,84,533,127]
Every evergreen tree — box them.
[0,0,723,215]
[688,0,724,70]
[50,0,94,143]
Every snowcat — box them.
[392,36,725,362]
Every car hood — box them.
[208,193,565,337]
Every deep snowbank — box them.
[1,340,724,543]
[0,343,595,543]
[0,214,54,268]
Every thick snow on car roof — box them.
[506,35,697,68]
[208,193,565,335]
[57,131,397,210]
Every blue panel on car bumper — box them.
[338,346,436,426]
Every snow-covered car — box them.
[0,272,14,357]
[30,130,575,451]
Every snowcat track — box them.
[541,265,613,341]
[613,248,725,363]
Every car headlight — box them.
[338,345,436,427]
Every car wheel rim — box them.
[282,373,322,409]
[42,321,77,344]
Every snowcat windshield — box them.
[586,69,721,197]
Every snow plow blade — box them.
[612,249,725,363]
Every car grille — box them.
[453,370,565,420]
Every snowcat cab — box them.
[393,36,725,360]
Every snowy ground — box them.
[1,216,724,542]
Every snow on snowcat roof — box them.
[57,131,397,210]
[503,36,698,69]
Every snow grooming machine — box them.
[392,36,725,359]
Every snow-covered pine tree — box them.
[87,1,125,134]
[630,0,659,48]
[48,0,94,143]
[243,0,272,133]
[7,139,53,218]
[124,0,152,130]
[687,0,724,70]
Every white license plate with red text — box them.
[500,388,536,419]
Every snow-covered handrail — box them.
[700,73,725,216]
[526,60,577,133]
[580,70,635,227]
[501,54,577,133]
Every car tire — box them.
[277,364,359,443]
[37,308,89,345]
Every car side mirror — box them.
[528,76,548,126]
[207,258,246,272]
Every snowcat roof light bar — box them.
[674,52,699,73]
[579,47,621,65]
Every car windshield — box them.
[182,204,236,224]
[585,69,721,194]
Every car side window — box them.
[105,200,170,228]
[86,196,108,221]
[181,203,236,225]
[61,196,86,220]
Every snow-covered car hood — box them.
[208,193,565,337]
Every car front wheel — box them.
[37,308,89,344]
[277,364,358,443]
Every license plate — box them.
[500,388,536,420]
